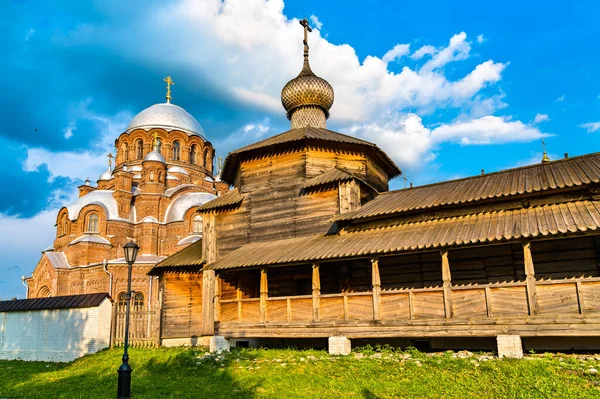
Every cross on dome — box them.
[164,76,174,103]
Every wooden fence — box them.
[112,309,159,348]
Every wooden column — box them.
[260,268,268,323]
[202,213,217,264]
[214,274,221,322]
[312,263,320,322]
[371,257,381,321]
[338,180,361,214]
[201,270,216,336]
[522,241,539,315]
[441,249,453,318]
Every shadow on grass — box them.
[0,348,260,399]
[361,389,382,399]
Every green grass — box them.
[1,346,600,398]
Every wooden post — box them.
[214,274,221,322]
[371,257,382,321]
[343,294,349,322]
[408,291,414,320]
[312,263,320,322]
[236,283,242,321]
[286,298,292,323]
[201,270,216,336]
[260,268,268,323]
[202,213,217,264]
[484,286,493,317]
[576,281,586,315]
[441,249,453,318]
[522,241,539,315]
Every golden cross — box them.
[299,19,312,58]
[164,76,174,103]
[541,139,550,163]
[107,153,113,169]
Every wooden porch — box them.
[213,236,600,339]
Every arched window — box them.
[37,286,51,298]
[158,171,163,183]
[122,142,129,161]
[87,213,99,233]
[117,292,127,312]
[192,215,202,233]
[133,292,145,312]
[156,139,163,154]
[204,149,211,171]
[136,139,144,159]
[172,140,181,161]
[60,214,68,236]
[149,170,155,182]
[190,145,197,165]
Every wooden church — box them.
[150,20,600,355]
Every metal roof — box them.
[126,103,206,139]
[69,235,112,245]
[45,251,70,269]
[164,192,217,223]
[0,293,110,313]
[337,152,600,222]
[204,200,600,270]
[66,190,120,221]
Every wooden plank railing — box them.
[112,310,159,348]
[216,277,600,326]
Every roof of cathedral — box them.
[204,199,600,270]
[177,235,202,246]
[164,192,217,223]
[126,103,206,139]
[167,166,189,175]
[99,168,113,181]
[66,190,121,221]
[69,235,112,245]
[336,152,600,222]
[144,149,165,163]
[45,251,70,269]
[220,126,402,184]
[108,255,166,264]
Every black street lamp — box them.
[117,241,139,399]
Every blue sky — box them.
[1,0,599,299]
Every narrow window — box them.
[117,292,127,312]
[122,142,129,161]
[136,139,144,159]
[204,149,211,170]
[190,145,197,164]
[172,140,181,161]
[60,215,68,236]
[87,213,99,233]
[192,215,202,233]
[133,292,145,312]
[149,170,155,182]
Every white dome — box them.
[144,150,165,163]
[99,169,112,181]
[126,103,206,139]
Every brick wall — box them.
[0,299,112,362]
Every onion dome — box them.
[281,19,334,129]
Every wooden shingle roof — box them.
[337,152,600,222]
[0,293,110,312]
[149,239,204,275]
[197,189,244,213]
[204,200,600,270]
[220,126,401,184]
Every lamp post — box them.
[117,241,139,399]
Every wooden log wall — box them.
[379,252,442,290]
[448,243,525,285]
[161,272,203,339]
[319,259,372,294]
[531,236,600,280]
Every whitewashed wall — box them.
[0,298,112,362]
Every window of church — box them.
[172,140,181,161]
[157,139,163,154]
[117,292,127,312]
[204,149,211,170]
[86,213,99,233]
[122,142,129,161]
[149,170,155,182]
[192,215,202,233]
[190,145,197,164]
[133,292,145,312]
[37,286,51,298]
[136,139,144,159]
[59,215,68,236]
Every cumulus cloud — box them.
[411,45,435,60]
[533,113,549,124]
[580,122,600,133]
[382,44,410,64]
[477,34,485,44]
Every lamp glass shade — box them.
[123,241,139,264]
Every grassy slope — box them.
[1,347,600,398]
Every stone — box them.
[328,336,351,355]
[209,336,230,353]
[496,335,523,359]
[586,368,598,375]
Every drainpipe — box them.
[21,276,29,299]
[102,259,113,297]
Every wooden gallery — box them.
[151,23,600,356]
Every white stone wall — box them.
[0,299,112,362]
[497,334,524,359]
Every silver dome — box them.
[144,150,165,163]
[126,103,206,139]
[99,169,112,181]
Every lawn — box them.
[1,346,600,398]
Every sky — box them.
[1,0,599,299]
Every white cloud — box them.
[382,44,410,64]
[25,28,36,41]
[63,123,75,139]
[580,122,600,133]
[411,45,435,60]
[420,32,471,72]
[24,148,108,182]
[309,15,322,30]
[556,94,565,102]
[533,113,549,124]
[477,34,485,44]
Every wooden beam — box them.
[202,213,217,264]
[484,286,493,317]
[312,263,320,322]
[260,268,268,323]
[201,270,216,336]
[237,282,242,321]
[214,274,221,322]
[286,298,292,323]
[371,257,381,321]
[576,281,585,315]
[522,241,539,315]
[441,249,453,318]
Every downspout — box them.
[102,259,113,297]
[21,276,28,299]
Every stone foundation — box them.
[328,336,351,355]
[209,336,231,353]
[497,335,523,359]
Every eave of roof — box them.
[149,239,204,275]
[336,152,600,223]
[0,293,110,312]
[220,126,401,185]
[204,200,600,270]
[197,188,244,213]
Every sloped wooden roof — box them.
[337,152,600,222]
[204,200,600,270]
[196,188,244,213]
[0,293,110,312]
[149,239,204,275]
[220,126,401,184]
[300,167,374,192]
